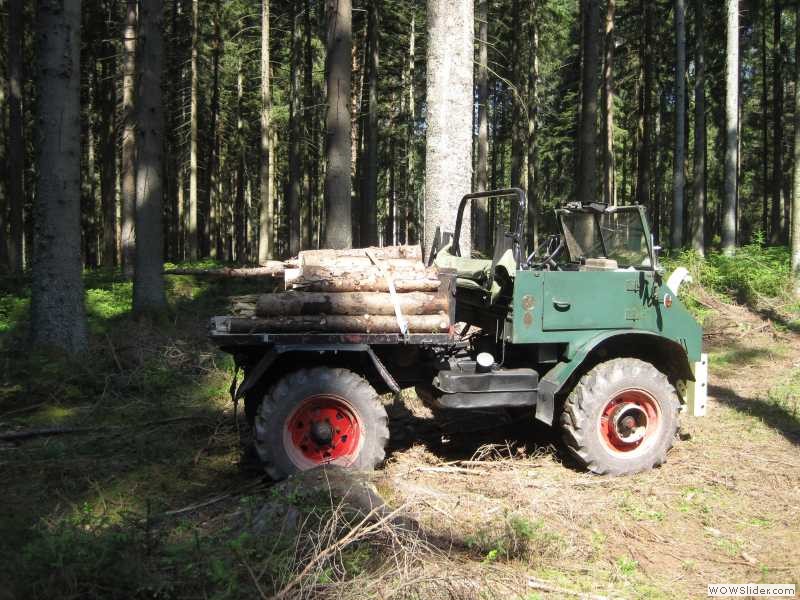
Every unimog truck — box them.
[210,189,707,479]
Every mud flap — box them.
[685,353,708,417]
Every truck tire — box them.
[254,367,389,480]
[560,358,680,476]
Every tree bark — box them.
[133,0,167,314]
[323,0,354,249]
[121,0,137,277]
[31,0,88,353]
[672,0,686,248]
[691,0,706,255]
[255,291,447,317]
[771,1,784,244]
[424,0,474,256]
[722,0,739,255]
[793,2,800,295]
[360,0,379,247]
[259,0,274,263]
[475,0,489,252]
[578,0,600,203]
[7,0,25,273]
[602,0,615,207]
[289,0,303,256]
[225,314,449,334]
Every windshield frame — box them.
[555,205,656,270]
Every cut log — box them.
[298,245,422,265]
[255,291,448,317]
[165,262,285,278]
[287,274,441,293]
[286,265,441,292]
[223,314,450,334]
[301,257,428,273]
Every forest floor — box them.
[0,267,799,599]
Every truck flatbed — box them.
[209,316,459,349]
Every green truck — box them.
[210,189,707,479]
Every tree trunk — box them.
[224,314,449,334]
[187,0,200,260]
[121,0,137,277]
[510,0,527,193]
[527,3,539,248]
[235,63,247,263]
[602,0,615,207]
[255,291,447,317]
[762,2,770,238]
[7,0,25,273]
[424,0,474,255]
[672,0,686,248]
[722,0,739,255]
[323,0,353,249]
[100,6,118,268]
[259,0,274,263]
[133,0,167,314]
[289,1,303,256]
[360,0,379,247]
[204,0,222,259]
[691,0,706,255]
[637,0,653,210]
[578,0,600,203]
[406,13,418,245]
[793,2,800,295]
[475,0,489,252]
[31,0,87,353]
[771,1,784,244]
[303,0,315,250]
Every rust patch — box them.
[523,312,534,327]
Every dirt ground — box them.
[2,288,798,600]
[371,301,800,598]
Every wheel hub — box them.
[285,395,362,466]
[609,403,648,444]
[598,389,661,454]
[310,419,334,446]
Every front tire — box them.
[560,358,680,476]
[254,367,389,480]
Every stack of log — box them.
[225,246,452,334]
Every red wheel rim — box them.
[598,389,661,455]
[283,395,364,469]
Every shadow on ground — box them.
[710,383,800,446]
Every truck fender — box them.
[234,344,400,402]
[535,331,695,426]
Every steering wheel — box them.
[526,235,564,270]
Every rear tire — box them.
[560,358,680,476]
[254,367,389,480]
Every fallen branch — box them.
[0,416,203,443]
[269,503,408,600]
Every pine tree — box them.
[31,0,88,353]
